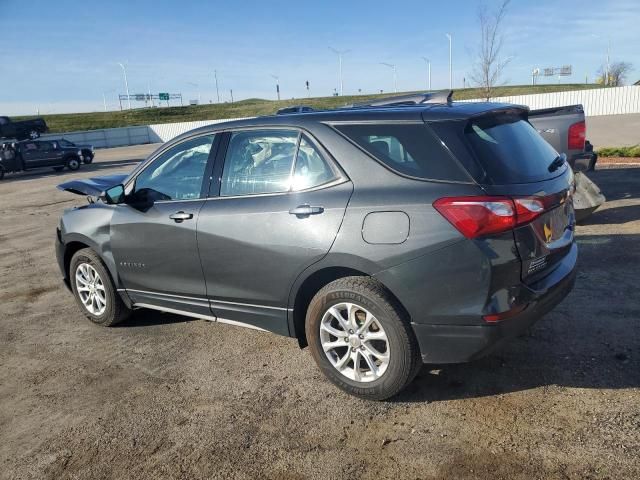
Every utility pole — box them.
[380,63,397,93]
[421,57,431,90]
[214,70,220,102]
[103,92,107,112]
[271,74,280,100]
[445,33,452,89]
[230,89,234,103]
[118,62,131,109]
[606,37,611,86]
[329,47,350,96]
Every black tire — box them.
[69,248,131,326]
[66,156,81,171]
[305,276,421,400]
[83,155,93,164]
[53,166,64,172]
[29,130,40,139]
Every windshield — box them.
[465,114,562,184]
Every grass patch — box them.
[17,84,601,134]
[597,145,640,157]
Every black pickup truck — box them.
[0,139,82,180]
[0,116,48,141]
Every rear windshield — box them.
[464,113,562,184]
[334,123,469,182]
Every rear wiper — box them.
[548,153,567,172]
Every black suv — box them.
[0,139,83,179]
[56,93,577,400]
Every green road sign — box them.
[159,93,169,101]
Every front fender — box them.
[59,203,121,288]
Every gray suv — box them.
[56,93,577,400]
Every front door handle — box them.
[289,205,324,217]
[169,211,193,223]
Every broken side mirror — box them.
[104,184,125,204]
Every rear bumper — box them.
[413,242,577,363]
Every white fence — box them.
[463,86,640,117]
[41,86,640,148]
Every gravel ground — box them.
[0,148,638,480]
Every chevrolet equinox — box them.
[56,93,577,400]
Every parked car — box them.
[0,139,82,179]
[56,93,577,400]
[0,116,48,141]
[57,138,95,164]
[529,105,605,221]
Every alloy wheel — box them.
[75,263,107,315]
[319,302,390,382]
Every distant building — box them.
[635,79,640,85]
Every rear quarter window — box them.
[334,123,470,182]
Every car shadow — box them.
[588,166,640,201]
[116,308,194,327]
[578,203,640,225]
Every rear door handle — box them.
[289,205,324,217]
[169,211,193,223]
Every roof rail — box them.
[276,105,315,115]
[348,90,453,108]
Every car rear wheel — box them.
[306,276,421,400]
[70,248,131,326]
[29,130,40,139]
[66,157,80,171]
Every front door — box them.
[110,133,218,317]
[197,129,352,333]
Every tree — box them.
[470,0,511,100]
[596,61,633,87]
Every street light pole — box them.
[214,70,220,102]
[380,63,397,93]
[118,62,131,109]
[445,33,452,89]
[271,74,280,100]
[421,57,431,90]
[329,47,350,96]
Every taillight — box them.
[433,196,546,239]
[568,120,586,150]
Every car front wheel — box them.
[305,276,421,400]
[70,248,131,326]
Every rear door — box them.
[197,128,352,333]
[432,112,575,283]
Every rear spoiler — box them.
[347,90,454,108]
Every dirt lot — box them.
[1,147,638,480]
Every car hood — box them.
[57,174,127,196]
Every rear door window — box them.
[334,123,468,182]
[464,114,562,184]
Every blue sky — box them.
[0,0,638,115]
